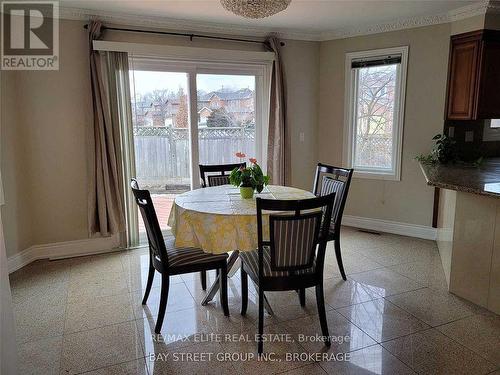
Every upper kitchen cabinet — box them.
[446,30,500,120]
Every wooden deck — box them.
[138,194,176,233]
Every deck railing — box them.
[354,135,393,168]
[133,126,255,188]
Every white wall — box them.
[280,39,320,190]
[1,71,33,257]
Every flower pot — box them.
[240,186,254,199]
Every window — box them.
[344,47,408,180]
[196,74,257,165]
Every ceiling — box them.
[59,0,487,40]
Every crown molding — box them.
[59,6,320,41]
[59,1,494,43]
[448,0,490,21]
[319,1,492,41]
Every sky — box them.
[129,70,255,97]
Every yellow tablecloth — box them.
[168,185,315,254]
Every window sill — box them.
[353,170,401,181]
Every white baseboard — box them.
[7,216,436,273]
[8,235,121,273]
[342,215,437,241]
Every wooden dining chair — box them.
[198,162,246,290]
[312,163,354,280]
[199,162,246,188]
[131,179,230,334]
[239,193,336,354]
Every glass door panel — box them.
[129,70,191,240]
[196,74,256,165]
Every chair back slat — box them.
[199,163,246,188]
[320,176,345,224]
[208,175,230,187]
[130,179,169,268]
[270,212,322,271]
[313,163,353,233]
[256,193,335,277]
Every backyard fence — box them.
[134,126,255,188]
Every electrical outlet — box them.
[448,126,454,138]
[465,131,474,142]
[299,132,305,142]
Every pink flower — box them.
[235,152,246,158]
[249,158,257,164]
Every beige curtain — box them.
[266,36,288,186]
[106,52,136,247]
[87,20,126,236]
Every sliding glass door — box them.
[129,69,191,242]
[126,58,269,245]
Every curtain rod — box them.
[83,24,285,47]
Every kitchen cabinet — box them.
[446,29,500,120]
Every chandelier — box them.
[220,0,291,19]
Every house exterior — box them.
[132,87,255,128]
[197,88,254,127]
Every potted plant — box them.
[416,133,458,164]
[229,153,270,199]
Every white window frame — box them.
[125,54,271,244]
[343,46,408,181]
[129,56,271,189]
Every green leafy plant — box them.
[472,156,484,167]
[432,134,457,163]
[416,133,457,165]
[415,153,437,165]
[229,153,270,193]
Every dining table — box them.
[167,184,316,313]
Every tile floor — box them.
[9,227,500,374]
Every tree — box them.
[143,89,170,125]
[174,87,188,128]
[355,65,396,166]
[206,108,233,128]
[357,65,395,137]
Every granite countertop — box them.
[420,158,500,198]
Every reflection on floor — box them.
[9,227,500,374]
